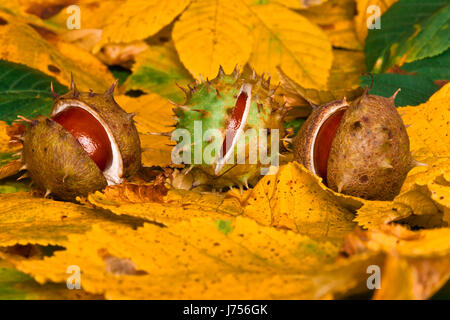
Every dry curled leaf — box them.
[102,175,168,203]
[88,187,244,225]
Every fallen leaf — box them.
[298,0,355,25]
[243,162,356,243]
[365,0,450,72]
[95,0,191,51]
[46,0,123,30]
[0,61,67,124]
[173,0,253,80]
[321,20,362,50]
[373,254,450,300]
[12,217,378,299]
[115,94,176,167]
[399,83,450,161]
[88,187,244,225]
[354,0,398,44]
[247,2,332,89]
[0,10,114,91]
[125,42,194,103]
[341,225,450,299]
[278,50,365,106]
[0,258,102,300]
[0,192,142,247]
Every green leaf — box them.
[402,48,450,80]
[125,43,194,103]
[365,0,450,73]
[0,60,67,124]
[0,264,35,300]
[0,179,30,194]
[0,152,18,166]
[284,118,306,136]
[108,65,132,86]
[360,74,439,106]
[0,258,100,300]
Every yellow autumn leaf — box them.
[355,190,443,230]
[0,258,102,300]
[342,225,450,299]
[279,49,365,106]
[46,0,123,30]
[244,162,356,243]
[173,0,253,80]
[298,0,361,50]
[0,11,114,91]
[95,0,191,52]
[400,83,450,162]
[387,84,450,214]
[354,0,398,44]
[88,186,243,225]
[428,181,450,213]
[373,254,450,300]
[0,192,141,247]
[355,201,412,229]
[321,20,362,50]
[0,0,60,31]
[0,121,24,180]
[328,50,365,92]
[271,0,328,10]
[0,121,20,154]
[11,217,386,299]
[363,227,450,258]
[299,0,355,25]
[115,94,176,167]
[247,2,332,89]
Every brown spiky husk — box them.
[51,88,141,178]
[293,98,348,174]
[22,116,107,201]
[327,91,413,200]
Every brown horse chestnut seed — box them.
[53,107,113,171]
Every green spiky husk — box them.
[174,66,285,188]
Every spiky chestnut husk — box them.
[172,66,286,189]
[23,116,108,200]
[293,89,416,200]
[21,78,141,201]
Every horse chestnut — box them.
[53,107,113,171]
[293,89,417,200]
[20,77,141,201]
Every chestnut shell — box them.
[23,116,107,200]
[293,91,414,200]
